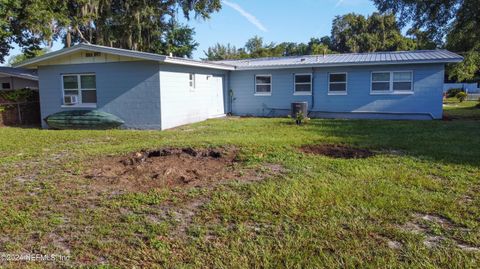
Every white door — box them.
[209,76,224,117]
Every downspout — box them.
[311,67,315,110]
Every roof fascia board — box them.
[163,58,235,70]
[0,72,38,80]
[15,44,235,70]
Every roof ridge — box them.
[213,49,450,63]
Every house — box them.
[15,43,463,129]
[0,67,38,90]
[0,67,40,126]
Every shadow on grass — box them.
[302,119,480,167]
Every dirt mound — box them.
[84,147,276,193]
[299,144,374,159]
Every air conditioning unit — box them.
[64,95,78,105]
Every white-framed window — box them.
[371,71,413,94]
[328,72,347,95]
[255,74,272,95]
[294,73,312,95]
[189,73,195,90]
[62,73,97,106]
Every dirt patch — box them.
[299,144,375,159]
[84,147,282,193]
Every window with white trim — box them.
[62,74,97,105]
[294,74,312,95]
[189,73,195,89]
[328,73,347,94]
[255,74,272,95]
[371,71,413,93]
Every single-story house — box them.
[15,43,463,129]
[0,67,40,126]
[0,67,38,90]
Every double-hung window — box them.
[294,74,312,95]
[371,71,413,94]
[255,74,272,95]
[328,73,347,94]
[62,74,97,106]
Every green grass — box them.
[443,97,480,120]
[0,105,479,268]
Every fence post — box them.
[17,103,22,124]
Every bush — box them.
[292,111,310,125]
[456,91,468,102]
[446,88,464,98]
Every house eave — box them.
[14,43,235,70]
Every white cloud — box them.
[335,0,345,7]
[222,0,268,32]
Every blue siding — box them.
[229,64,445,119]
[38,61,161,129]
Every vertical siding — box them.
[38,61,161,129]
[159,64,227,130]
[229,64,445,119]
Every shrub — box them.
[456,91,468,102]
[446,88,464,98]
[293,111,310,125]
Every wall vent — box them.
[85,52,101,57]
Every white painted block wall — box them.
[159,67,225,130]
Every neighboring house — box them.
[0,67,40,126]
[0,67,38,90]
[15,44,463,129]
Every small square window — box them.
[255,75,272,95]
[1,82,10,89]
[329,73,347,94]
[189,73,195,89]
[294,74,312,94]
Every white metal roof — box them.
[213,50,463,70]
[0,67,38,80]
[14,43,235,70]
[14,43,462,71]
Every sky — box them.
[3,0,378,64]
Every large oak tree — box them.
[0,0,221,63]
[372,0,480,81]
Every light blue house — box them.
[16,44,463,129]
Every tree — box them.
[331,12,416,53]
[203,36,334,60]
[372,0,480,81]
[0,0,222,63]
[156,20,199,58]
[7,49,48,66]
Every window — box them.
[393,72,413,91]
[255,74,272,95]
[372,72,391,92]
[189,73,195,89]
[1,82,11,89]
[328,73,347,94]
[294,74,312,95]
[62,74,97,106]
[371,71,413,94]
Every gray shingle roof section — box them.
[0,67,38,80]
[213,50,463,70]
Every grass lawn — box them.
[0,102,479,268]
[443,97,480,120]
